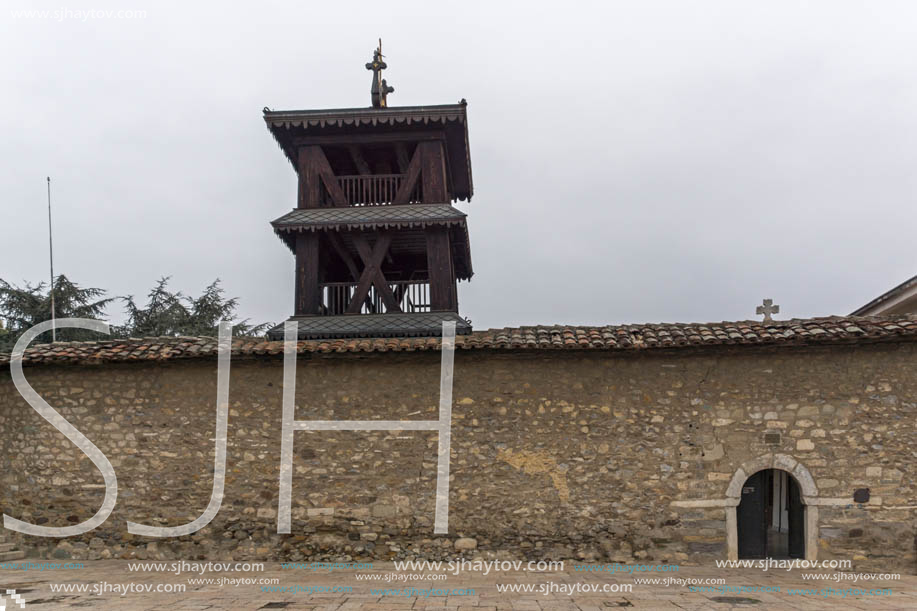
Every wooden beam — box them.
[314,153,348,207]
[296,145,348,207]
[393,282,407,309]
[356,234,400,313]
[347,234,401,314]
[294,232,321,315]
[325,233,380,312]
[392,146,421,204]
[348,145,371,175]
[394,143,410,173]
[324,233,360,281]
[419,141,448,203]
[425,227,456,311]
[293,131,445,146]
[297,146,323,209]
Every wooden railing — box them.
[335,174,422,206]
[320,280,430,315]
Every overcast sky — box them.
[2,1,916,331]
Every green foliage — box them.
[0,275,114,350]
[0,275,270,352]
[114,277,271,338]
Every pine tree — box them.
[0,276,270,352]
[115,277,270,338]
[0,275,114,350]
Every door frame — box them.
[725,454,819,562]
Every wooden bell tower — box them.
[264,44,474,339]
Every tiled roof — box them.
[263,103,468,128]
[269,204,473,279]
[266,312,472,340]
[271,204,466,231]
[2,315,916,367]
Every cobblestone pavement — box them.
[1,561,915,610]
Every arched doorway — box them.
[737,469,804,558]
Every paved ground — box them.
[1,561,915,610]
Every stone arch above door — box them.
[725,453,818,504]
[724,453,819,561]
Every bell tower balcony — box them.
[335,174,422,206]
[263,103,473,209]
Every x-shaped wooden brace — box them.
[346,234,402,314]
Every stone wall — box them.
[0,342,914,572]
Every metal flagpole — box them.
[47,176,56,342]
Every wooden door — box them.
[737,471,768,558]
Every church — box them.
[0,47,914,573]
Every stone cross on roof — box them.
[756,298,780,322]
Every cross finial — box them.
[365,38,394,108]
[756,298,780,322]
